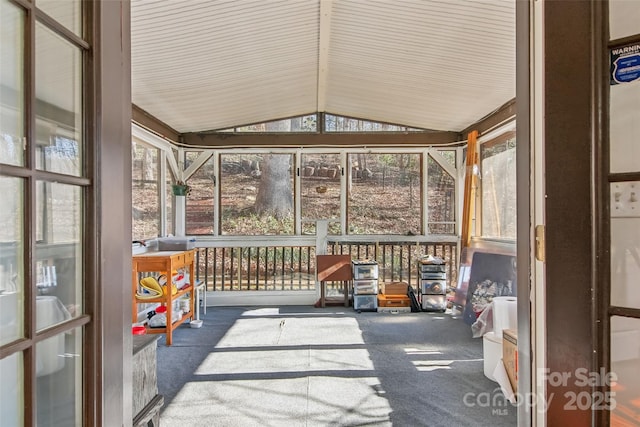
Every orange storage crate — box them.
[377,294,410,307]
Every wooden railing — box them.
[194,239,458,293]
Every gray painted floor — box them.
[155,306,517,427]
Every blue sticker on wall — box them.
[611,43,640,85]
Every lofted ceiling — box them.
[131,0,515,135]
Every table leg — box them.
[343,281,350,307]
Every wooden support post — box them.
[460,130,479,250]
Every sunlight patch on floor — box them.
[162,314,391,426]
[214,316,365,348]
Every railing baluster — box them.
[207,248,211,291]
[195,240,456,295]
[246,247,251,290]
[271,246,276,289]
[257,246,262,290]
[289,247,294,290]
[220,247,225,291]
[277,246,282,290]
[308,247,311,290]
[233,247,236,290]
[297,246,302,290]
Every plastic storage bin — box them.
[353,294,378,311]
[419,263,446,273]
[157,237,195,251]
[421,294,447,312]
[353,280,378,295]
[352,261,379,280]
[420,280,447,295]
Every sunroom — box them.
[131,110,515,310]
[128,0,517,311]
[3,0,639,426]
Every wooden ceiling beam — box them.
[460,98,516,137]
[181,130,462,148]
[132,104,181,143]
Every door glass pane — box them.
[301,153,341,235]
[37,0,81,37]
[0,0,25,166]
[609,1,640,40]
[610,316,640,425]
[0,352,23,426]
[35,22,83,177]
[0,177,24,345]
[36,182,83,325]
[610,213,640,309]
[36,327,83,426]
[609,78,640,173]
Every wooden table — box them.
[132,249,196,345]
[316,254,353,307]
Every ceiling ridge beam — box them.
[316,0,333,112]
[181,131,462,148]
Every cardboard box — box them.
[382,282,408,296]
[503,329,518,392]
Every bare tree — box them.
[253,117,295,219]
[254,154,292,219]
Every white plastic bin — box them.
[483,331,502,382]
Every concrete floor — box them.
[155,306,517,427]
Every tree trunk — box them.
[254,154,292,219]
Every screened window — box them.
[481,133,516,239]
[132,141,160,239]
[232,114,317,132]
[300,153,341,235]
[165,158,174,237]
[347,153,421,235]
[220,153,294,235]
[186,154,215,235]
[427,154,456,234]
[325,114,425,132]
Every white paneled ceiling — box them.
[131,0,515,134]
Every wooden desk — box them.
[316,254,353,307]
[132,250,196,345]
